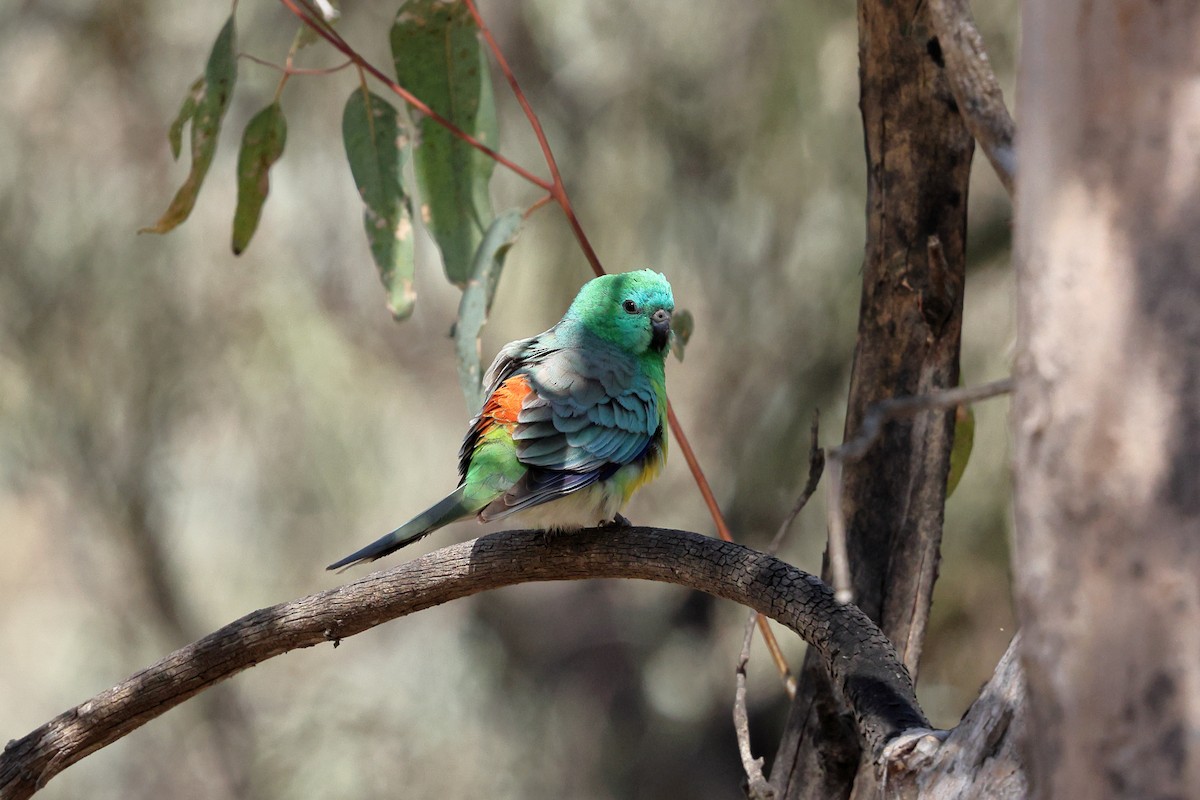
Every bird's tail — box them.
[327,486,479,571]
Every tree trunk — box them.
[770,1,974,797]
[1013,2,1200,797]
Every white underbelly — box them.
[503,481,626,531]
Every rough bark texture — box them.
[1013,2,1200,798]
[770,0,973,797]
[0,527,928,800]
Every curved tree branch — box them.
[0,527,927,799]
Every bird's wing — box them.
[458,335,540,481]
[481,337,663,519]
[515,342,659,470]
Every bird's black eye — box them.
[622,299,638,314]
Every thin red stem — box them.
[463,2,564,189]
[559,202,607,278]
[523,193,554,219]
[463,0,605,279]
[669,401,794,692]
[665,402,731,541]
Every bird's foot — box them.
[609,513,633,528]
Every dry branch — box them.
[826,378,1012,603]
[768,412,825,556]
[735,613,777,800]
[925,0,1017,195]
[732,415,826,796]
[0,527,928,800]
[835,378,1012,464]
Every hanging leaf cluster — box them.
[143,2,526,409]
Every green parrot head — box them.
[565,270,675,357]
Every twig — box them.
[766,411,824,555]
[924,0,1016,195]
[734,613,777,800]
[522,193,553,219]
[239,53,353,76]
[461,0,606,279]
[836,378,1012,462]
[826,378,1013,602]
[0,527,928,800]
[825,458,855,605]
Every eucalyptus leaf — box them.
[455,210,522,412]
[140,16,237,235]
[391,0,497,286]
[342,88,416,319]
[670,308,695,362]
[168,76,205,161]
[946,403,975,497]
[232,103,287,254]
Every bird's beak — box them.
[650,308,672,352]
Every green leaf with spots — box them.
[391,0,497,286]
[342,88,416,319]
[946,403,975,497]
[231,103,287,255]
[670,308,695,362]
[455,209,522,412]
[168,76,205,161]
[141,16,237,235]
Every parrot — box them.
[327,269,675,571]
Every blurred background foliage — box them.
[0,1,1017,797]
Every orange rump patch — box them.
[479,374,531,434]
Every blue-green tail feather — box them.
[327,486,477,571]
